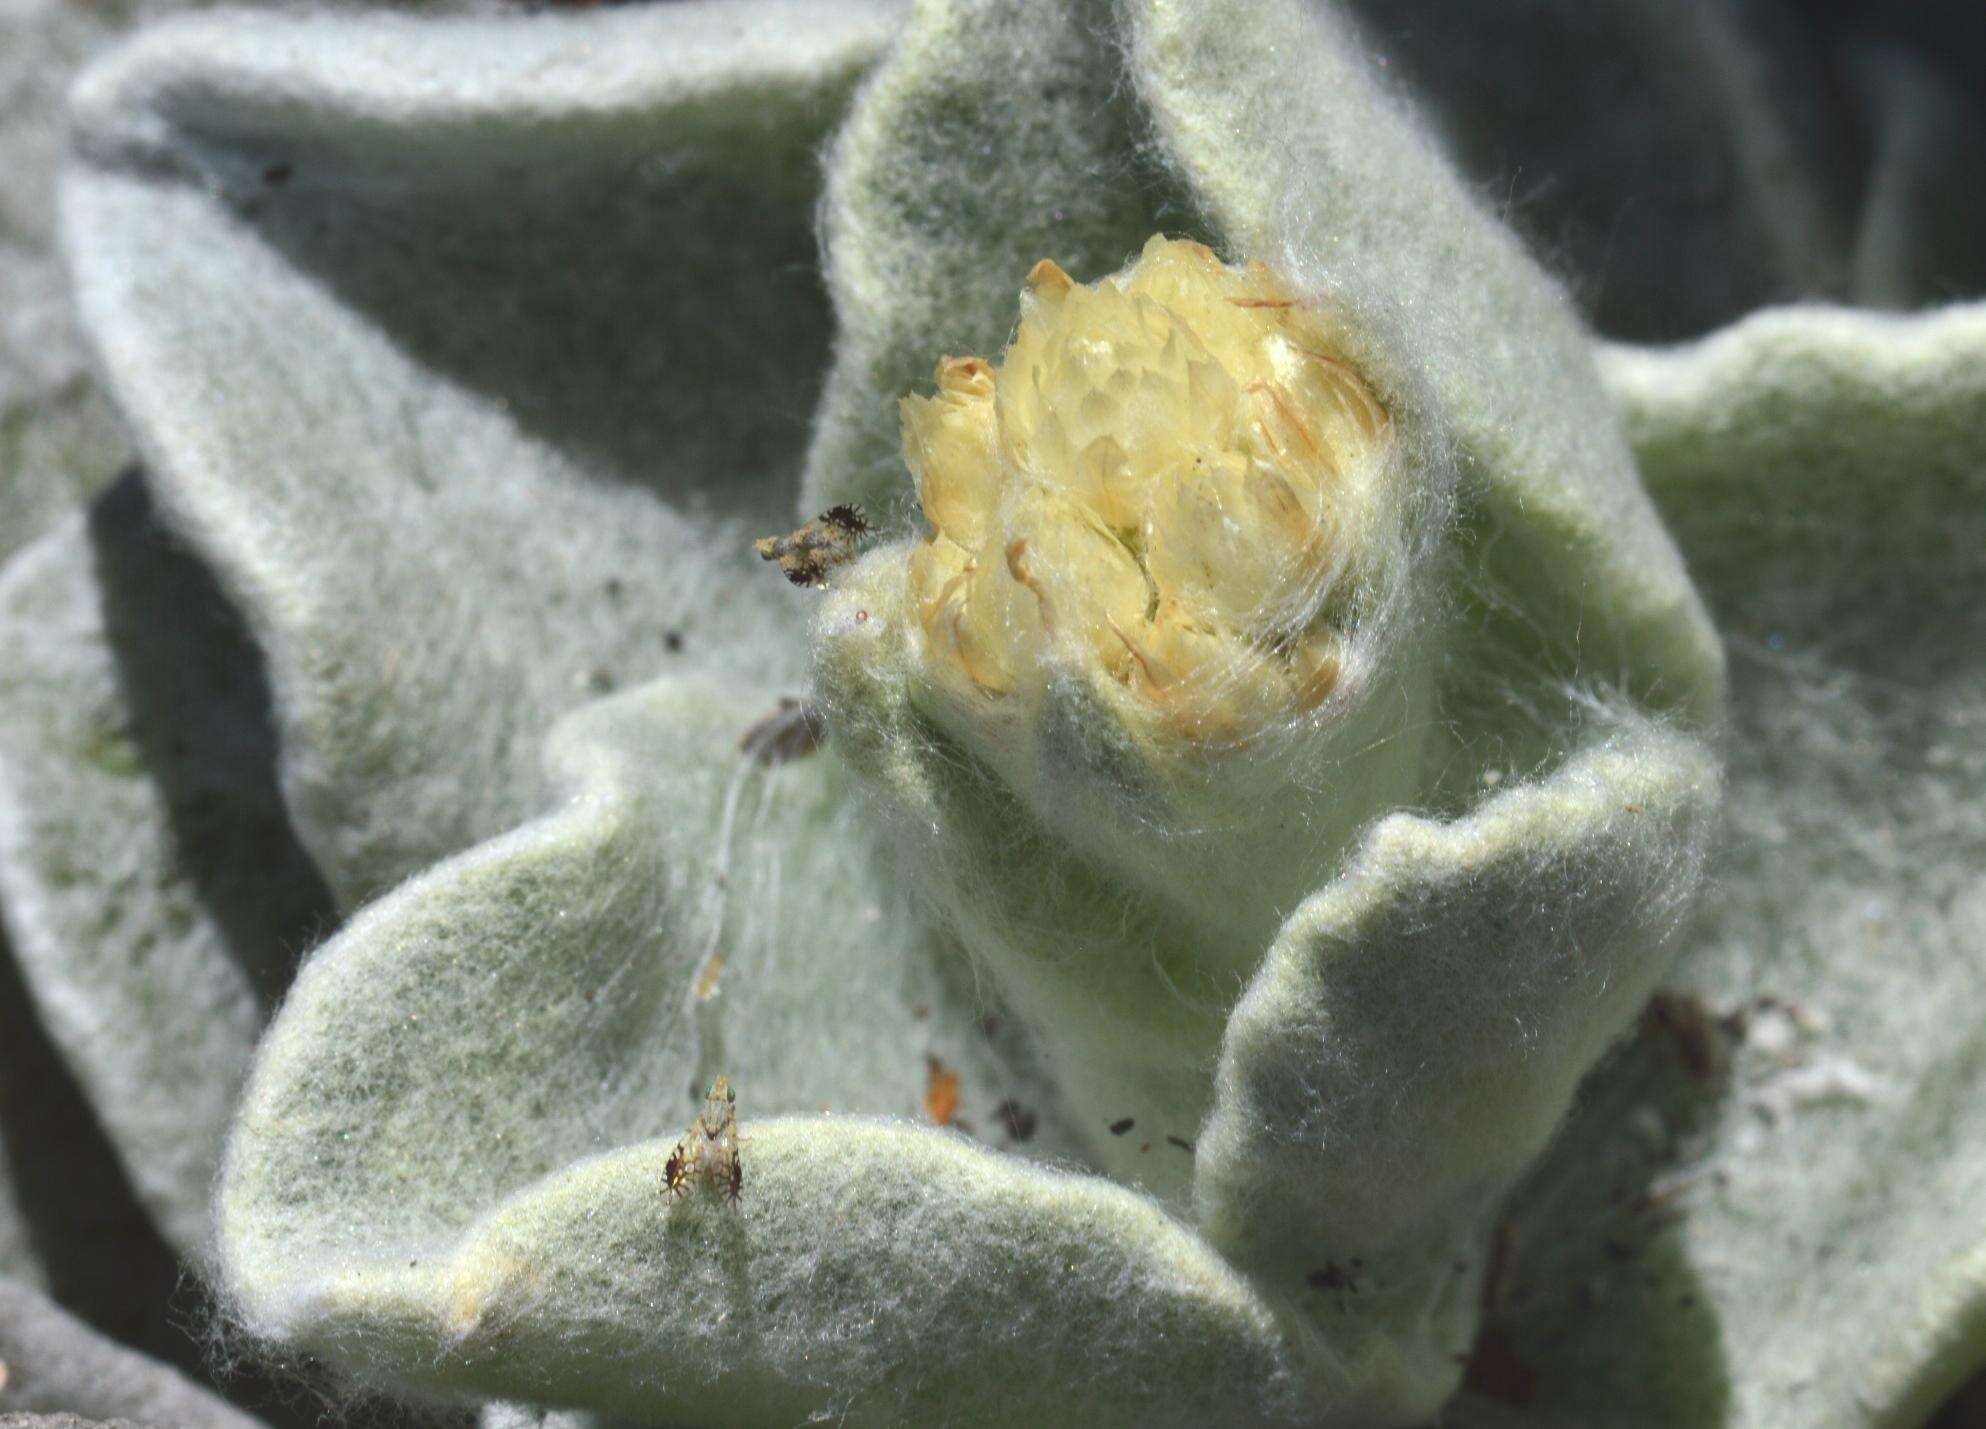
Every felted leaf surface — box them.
[1442,304,1986,1427]
[479,1406,603,1429]
[310,1123,1319,1427]
[221,673,1152,1420]
[0,477,333,1253]
[1196,726,1718,1392]
[61,0,898,908]
[1614,303,1986,1427]
[480,1407,604,1429]
[0,1276,265,1427]
[0,0,166,567]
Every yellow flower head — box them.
[900,235,1392,750]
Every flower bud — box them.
[813,238,1434,1199]
[899,234,1395,753]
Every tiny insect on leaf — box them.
[754,506,871,588]
[662,1076,744,1208]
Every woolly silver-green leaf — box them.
[218,673,1130,1419]
[1432,303,1986,1427]
[1199,726,1717,1398]
[0,1276,265,1426]
[62,0,898,908]
[0,0,159,567]
[44,2,1984,1426]
[0,482,330,1253]
[283,1123,1322,1426]
[1592,303,1986,1427]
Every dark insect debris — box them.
[994,1099,1037,1143]
[1306,1261,1359,1294]
[738,697,826,765]
[755,504,872,588]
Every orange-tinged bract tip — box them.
[900,235,1392,751]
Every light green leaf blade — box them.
[0,0,171,567]
[220,673,1104,1415]
[0,479,331,1253]
[288,1123,1310,1427]
[1198,725,1719,1420]
[0,1275,265,1426]
[1459,303,1986,1427]
[1607,303,1986,1428]
[62,1,897,907]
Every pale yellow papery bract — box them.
[900,234,1391,749]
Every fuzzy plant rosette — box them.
[3,0,1986,1425]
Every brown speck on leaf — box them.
[755,505,871,587]
[664,630,685,653]
[692,955,725,1002]
[739,697,826,765]
[1306,1261,1359,1293]
[1165,1135,1193,1152]
[978,1013,1004,1039]
[262,161,293,186]
[924,1055,961,1127]
[994,1099,1037,1142]
[1108,1117,1135,1136]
